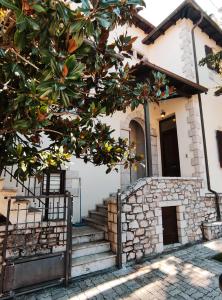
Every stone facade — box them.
[108,177,221,264]
[0,221,66,272]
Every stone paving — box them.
[17,239,222,300]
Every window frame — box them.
[41,170,66,195]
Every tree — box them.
[200,50,222,95]
[0,0,168,180]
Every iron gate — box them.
[0,191,73,299]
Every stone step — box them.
[89,211,108,223]
[72,240,110,258]
[71,251,116,278]
[72,226,105,245]
[96,204,108,214]
[83,217,108,232]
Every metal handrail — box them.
[116,189,122,269]
[2,166,45,206]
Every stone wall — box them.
[0,221,66,272]
[108,199,118,253]
[119,177,219,263]
[203,221,222,241]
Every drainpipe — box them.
[191,13,221,221]
[144,100,153,177]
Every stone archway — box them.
[129,120,146,183]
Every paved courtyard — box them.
[18,239,222,300]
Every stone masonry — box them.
[108,177,221,264]
[0,221,66,272]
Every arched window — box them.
[129,120,146,183]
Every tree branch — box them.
[9,48,39,71]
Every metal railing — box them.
[0,192,73,297]
[116,189,122,269]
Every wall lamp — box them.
[160,110,166,119]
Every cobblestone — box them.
[17,239,222,300]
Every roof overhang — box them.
[142,0,222,47]
[131,60,208,100]
[215,87,222,96]
[132,13,155,34]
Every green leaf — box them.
[32,4,46,13]
[17,144,23,156]
[13,120,30,130]
[97,16,111,29]
[0,0,20,11]
[14,30,25,50]
[20,161,27,172]
[81,0,90,10]
[27,18,40,31]
[70,20,85,33]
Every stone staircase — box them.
[0,178,42,224]
[71,195,117,278]
[82,195,116,233]
[71,226,116,278]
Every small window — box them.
[137,52,143,60]
[42,171,66,194]
[216,130,222,168]
[205,45,214,70]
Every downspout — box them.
[144,100,153,177]
[191,13,221,221]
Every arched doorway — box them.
[129,120,146,183]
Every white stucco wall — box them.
[195,27,222,192]
[140,17,222,192]
[145,19,186,76]
[191,22,222,192]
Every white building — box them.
[66,0,222,223]
[1,0,222,282]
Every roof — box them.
[132,13,155,34]
[215,87,222,96]
[142,0,222,47]
[131,60,208,100]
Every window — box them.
[216,130,222,168]
[205,45,214,70]
[42,171,66,194]
[137,52,143,60]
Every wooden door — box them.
[162,206,179,245]
[160,116,181,177]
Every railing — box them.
[116,189,122,269]
[1,165,45,206]
[0,192,73,296]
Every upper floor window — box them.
[42,170,66,195]
[216,130,222,168]
[205,45,214,70]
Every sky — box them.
[141,0,222,26]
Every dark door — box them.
[162,206,179,245]
[160,116,181,177]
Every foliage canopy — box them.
[0,0,168,179]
